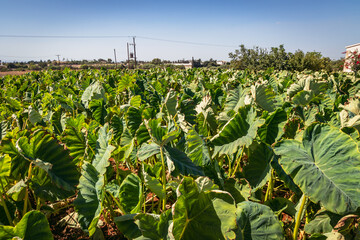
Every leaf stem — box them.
[104,194,116,219]
[231,146,244,178]
[227,155,232,176]
[108,192,125,215]
[36,197,41,211]
[116,152,120,182]
[264,168,275,202]
[0,195,13,226]
[23,162,33,216]
[159,147,167,211]
[293,195,307,240]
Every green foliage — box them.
[274,124,360,214]
[0,68,359,239]
[0,211,53,240]
[74,162,104,236]
[235,201,284,239]
[229,44,338,71]
[211,106,264,157]
[172,177,237,239]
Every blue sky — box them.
[1,0,359,62]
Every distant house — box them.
[344,43,360,72]
[172,62,193,69]
[216,60,227,66]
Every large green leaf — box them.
[235,201,284,240]
[211,107,264,157]
[81,80,106,109]
[309,80,328,96]
[4,97,22,111]
[74,162,104,236]
[304,210,342,234]
[164,145,204,176]
[50,108,64,135]
[223,85,248,113]
[0,154,11,179]
[164,90,177,116]
[93,123,115,175]
[89,98,107,125]
[287,77,307,98]
[264,197,296,217]
[86,120,100,161]
[110,114,123,143]
[28,107,43,125]
[243,142,273,192]
[0,210,53,240]
[257,109,287,145]
[135,210,172,240]
[0,121,10,140]
[126,107,142,136]
[185,129,211,166]
[292,90,314,106]
[171,177,237,240]
[144,119,167,145]
[33,131,79,193]
[142,165,166,200]
[251,83,277,112]
[137,143,160,161]
[14,130,80,199]
[118,173,142,214]
[195,95,218,134]
[117,74,136,92]
[135,123,151,146]
[0,130,30,178]
[274,123,360,214]
[63,115,86,165]
[6,179,26,201]
[114,214,142,239]
[179,97,197,125]
[270,154,302,196]
[130,95,142,108]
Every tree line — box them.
[228,44,343,72]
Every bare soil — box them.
[0,71,33,77]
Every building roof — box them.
[346,43,360,49]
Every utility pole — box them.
[133,37,137,68]
[126,36,137,69]
[127,43,130,68]
[56,55,60,64]
[113,49,117,69]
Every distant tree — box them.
[151,58,162,65]
[192,58,202,68]
[202,58,218,68]
[229,44,341,72]
[38,61,47,69]
[229,44,271,70]
[6,63,17,69]
[268,45,289,70]
[288,50,305,71]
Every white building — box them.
[216,60,227,65]
[344,43,360,72]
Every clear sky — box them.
[1,0,359,62]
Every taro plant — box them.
[1,68,360,239]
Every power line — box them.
[0,34,237,48]
[0,35,131,39]
[0,54,55,58]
